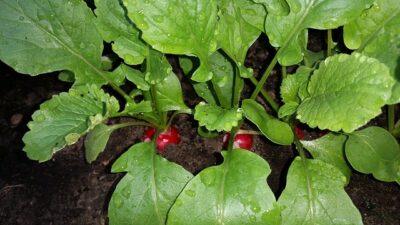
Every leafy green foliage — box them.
[297,53,394,133]
[344,0,400,104]
[279,66,312,117]
[242,100,294,145]
[84,124,117,163]
[114,64,150,91]
[94,0,147,65]
[194,52,244,109]
[301,133,351,182]
[217,0,264,77]
[123,0,218,82]
[252,0,289,15]
[109,142,193,225]
[278,158,363,225]
[194,103,243,132]
[0,0,113,86]
[346,126,400,183]
[23,85,119,162]
[264,0,373,65]
[153,70,188,112]
[167,149,280,225]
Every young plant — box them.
[0,0,399,225]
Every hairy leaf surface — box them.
[94,0,147,65]
[193,52,244,109]
[0,0,110,86]
[109,142,193,225]
[344,0,400,104]
[297,53,394,133]
[194,103,243,132]
[167,149,280,225]
[278,158,363,225]
[123,0,218,82]
[217,0,264,77]
[84,124,116,163]
[264,0,373,65]
[301,133,351,181]
[346,126,400,183]
[23,85,120,162]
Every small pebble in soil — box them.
[10,113,23,127]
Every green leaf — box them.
[217,0,264,77]
[301,133,351,182]
[167,149,280,225]
[144,50,173,84]
[123,0,218,82]
[23,85,120,162]
[280,66,312,104]
[297,53,394,133]
[109,142,193,225]
[252,0,289,15]
[193,82,218,105]
[264,0,373,65]
[193,51,244,108]
[194,103,243,132]
[242,99,294,145]
[344,0,400,104]
[154,71,188,112]
[84,123,116,163]
[94,0,148,65]
[0,0,110,86]
[114,64,150,91]
[212,51,244,108]
[278,158,362,225]
[179,56,194,75]
[346,126,400,183]
[124,101,153,115]
[58,70,75,83]
[278,102,299,119]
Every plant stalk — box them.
[388,105,395,132]
[249,77,279,112]
[250,52,279,100]
[327,29,334,57]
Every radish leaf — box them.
[23,85,120,162]
[168,149,280,225]
[278,158,363,225]
[109,142,193,225]
[345,126,400,183]
[297,53,394,133]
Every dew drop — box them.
[185,189,196,197]
[154,15,164,23]
[19,16,25,21]
[200,172,214,186]
[122,186,131,198]
[113,196,123,208]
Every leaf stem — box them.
[249,76,279,112]
[327,29,334,57]
[282,66,287,78]
[388,105,395,132]
[236,129,262,135]
[110,121,154,130]
[250,51,279,100]
[227,127,239,151]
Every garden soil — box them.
[0,33,399,225]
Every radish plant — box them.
[0,0,399,225]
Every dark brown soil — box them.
[1,34,399,225]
